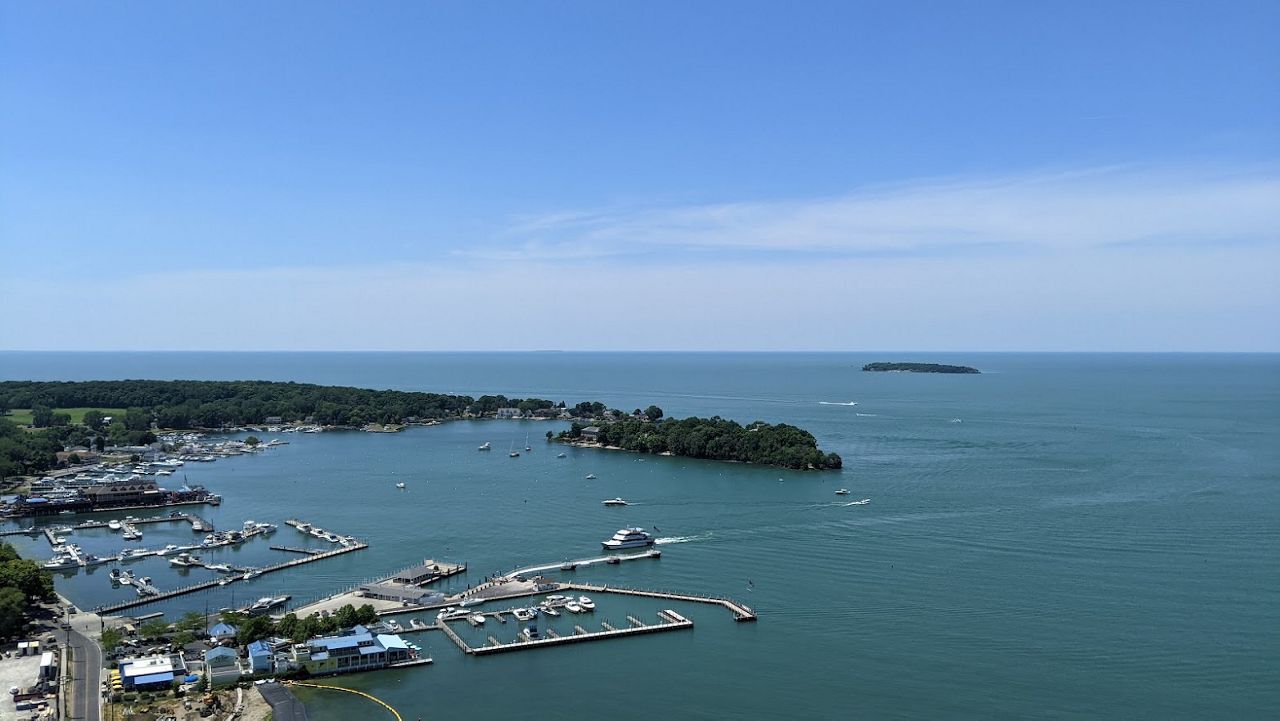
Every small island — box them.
[862,362,980,374]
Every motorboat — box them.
[602,527,655,550]
[468,613,486,626]
[577,596,595,611]
[602,497,629,506]
[478,442,491,451]
[557,452,566,458]
[835,489,851,496]
[849,498,871,505]
[249,596,289,612]
[459,597,484,608]
[119,548,151,561]
[559,561,578,571]
[157,544,181,555]
[242,569,261,580]
[605,556,621,565]
[108,520,122,531]
[539,604,560,617]
[585,474,597,480]
[512,608,536,622]
[169,553,199,567]
[545,594,567,602]
[395,482,406,489]
[564,601,583,613]
[520,625,541,641]
[205,563,233,573]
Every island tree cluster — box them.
[560,417,842,470]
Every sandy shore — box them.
[241,685,273,721]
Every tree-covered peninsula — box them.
[862,362,980,374]
[0,380,841,475]
[558,417,842,470]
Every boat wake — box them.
[854,413,878,417]
[656,533,714,545]
[841,499,872,506]
[818,401,858,406]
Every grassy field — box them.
[4,408,127,426]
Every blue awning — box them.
[135,672,174,685]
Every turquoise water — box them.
[1,352,1277,719]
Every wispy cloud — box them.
[464,164,1280,261]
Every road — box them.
[60,617,103,721]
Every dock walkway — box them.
[564,582,757,621]
[439,611,693,656]
[93,540,368,614]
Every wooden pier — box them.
[92,540,368,614]
[438,611,694,656]
[564,582,757,622]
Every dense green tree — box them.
[0,587,27,638]
[644,405,664,421]
[0,558,54,601]
[81,410,106,431]
[31,405,54,428]
[100,626,123,651]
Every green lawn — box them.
[4,408,127,426]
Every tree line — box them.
[559,416,843,470]
[0,542,56,638]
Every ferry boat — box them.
[835,489,851,496]
[602,527,656,550]
[478,442,491,451]
[602,497,629,506]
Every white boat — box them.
[524,433,531,452]
[157,544,181,555]
[835,489,851,496]
[545,594,567,602]
[564,601,583,613]
[459,597,484,608]
[478,442,491,451]
[43,555,76,570]
[539,605,560,617]
[602,527,655,550]
[119,548,151,561]
[468,613,486,626]
[585,473,597,480]
[512,608,536,621]
[577,596,595,611]
[849,498,871,505]
[249,596,288,612]
[108,520,122,531]
[520,626,541,641]
[169,553,199,567]
[557,452,566,458]
[602,497,629,506]
[205,563,232,573]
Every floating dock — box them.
[437,611,693,656]
[563,582,757,622]
[93,539,368,614]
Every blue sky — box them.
[2,1,1277,350]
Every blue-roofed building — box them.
[204,646,242,687]
[247,640,275,674]
[118,653,187,692]
[290,628,416,676]
[207,622,237,643]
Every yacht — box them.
[459,597,484,608]
[157,544,181,555]
[108,520,122,531]
[602,527,656,550]
[119,548,151,561]
[478,442,491,451]
[249,596,289,612]
[602,497,629,506]
[564,600,583,613]
[577,596,595,611]
[169,553,199,567]
[835,489,851,496]
[512,608,536,622]
[44,555,77,570]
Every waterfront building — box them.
[580,426,602,442]
[207,622,238,643]
[289,629,414,676]
[117,653,187,692]
[203,646,242,687]
[356,582,445,605]
[247,640,275,674]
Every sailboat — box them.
[524,433,531,452]
[509,441,520,458]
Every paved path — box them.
[60,625,102,721]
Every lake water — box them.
[2,352,1277,719]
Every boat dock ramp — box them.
[93,539,368,614]
[563,582,757,622]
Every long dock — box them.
[92,540,368,614]
[270,546,324,555]
[439,611,693,656]
[564,582,757,622]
